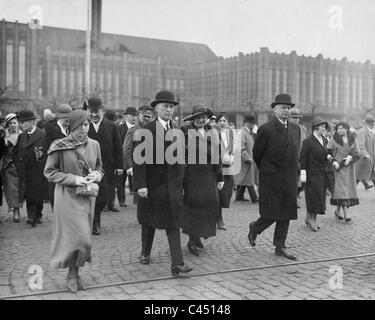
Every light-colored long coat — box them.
[234,126,255,187]
[44,138,103,269]
[354,126,375,181]
[327,136,360,205]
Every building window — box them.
[18,42,26,92]
[114,73,120,108]
[321,74,326,105]
[310,73,314,102]
[6,43,14,88]
[358,78,363,108]
[61,67,67,96]
[296,72,300,103]
[78,69,83,93]
[53,67,58,96]
[335,76,340,109]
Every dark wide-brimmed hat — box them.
[289,108,302,119]
[56,104,72,119]
[87,98,103,111]
[365,115,375,123]
[18,110,38,122]
[271,93,295,109]
[183,104,213,122]
[243,115,256,124]
[335,121,350,131]
[150,90,179,108]
[311,118,328,130]
[138,105,153,113]
[124,107,138,116]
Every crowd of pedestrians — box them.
[1,89,374,293]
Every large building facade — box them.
[1,19,374,125]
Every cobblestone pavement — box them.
[1,185,375,300]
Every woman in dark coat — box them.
[214,113,235,230]
[180,105,224,256]
[299,118,329,231]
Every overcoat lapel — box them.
[25,127,44,148]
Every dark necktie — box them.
[165,122,170,131]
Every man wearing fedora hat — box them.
[117,107,138,207]
[133,90,193,275]
[44,104,72,209]
[87,98,123,235]
[16,110,49,227]
[234,115,259,203]
[123,105,153,194]
[247,93,300,260]
[355,115,375,190]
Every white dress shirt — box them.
[157,117,171,131]
[92,117,103,133]
[313,132,324,146]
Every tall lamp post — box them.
[85,0,92,98]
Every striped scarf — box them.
[47,133,88,155]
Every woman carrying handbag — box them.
[44,110,104,293]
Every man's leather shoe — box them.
[140,255,150,265]
[171,264,193,276]
[248,222,257,246]
[196,239,204,249]
[92,225,100,235]
[108,206,120,212]
[187,243,200,256]
[237,198,249,202]
[35,218,43,224]
[275,247,297,260]
[27,219,36,227]
[251,199,259,203]
[120,202,127,207]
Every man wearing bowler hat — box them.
[44,104,72,209]
[117,107,138,207]
[16,110,49,227]
[133,90,193,275]
[87,98,123,235]
[247,93,300,260]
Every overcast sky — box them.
[1,0,374,63]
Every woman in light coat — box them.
[44,110,104,292]
[214,113,236,230]
[327,122,360,222]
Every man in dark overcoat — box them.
[44,104,72,209]
[87,98,123,235]
[133,90,193,276]
[247,93,300,260]
[16,110,49,227]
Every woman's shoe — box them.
[334,210,343,220]
[76,276,86,290]
[344,217,351,222]
[187,243,200,256]
[66,276,78,293]
[13,209,20,223]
